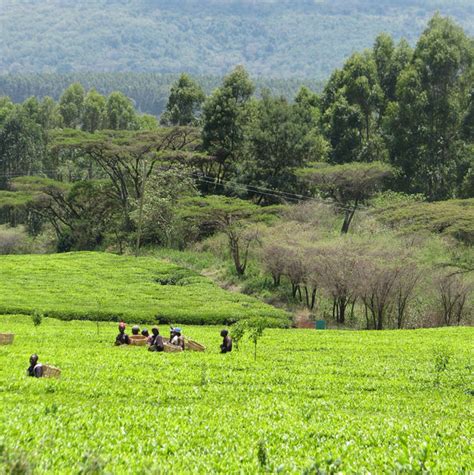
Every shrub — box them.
[0,226,30,255]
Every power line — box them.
[193,173,373,212]
[0,169,374,213]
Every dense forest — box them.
[0,14,472,329]
[0,0,473,78]
[0,73,323,117]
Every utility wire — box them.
[0,169,374,213]
[193,173,373,212]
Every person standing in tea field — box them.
[26,354,43,378]
[220,329,232,353]
[115,322,130,346]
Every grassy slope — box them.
[0,315,472,473]
[0,252,288,326]
[372,198,474,245]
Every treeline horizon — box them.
[0,73,324,117]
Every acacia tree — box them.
[51,127,201,236]
[17,177,121,251]
[179,195,278,276]
[303,161,394,233]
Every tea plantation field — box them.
[0,252,288,326]
[0,315,472,473]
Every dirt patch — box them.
[294,309,315,329]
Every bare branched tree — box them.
[435,274,472,326]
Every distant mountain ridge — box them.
[0,0,473,79]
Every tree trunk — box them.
[340,202,358,234]
[310,288,317,310]
[230,236,244,276]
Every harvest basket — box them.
[129,335,147,346]
[163,342,183,353]
[0,333,14,345]
[185,339,206,352]
[42,364,61,378]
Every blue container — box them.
[315,320,326,330]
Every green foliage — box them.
[162,74,205,126]
[0,73,323,117]
[302,161,394,233]
[385,15,474,199]
[105,91,136,130]
[31,309,43,327]
[241,92,321,201]
[0,191,35,208]
[246,317,268,361]
[0,252,289,326]
[230,319,247,350]
[0,315,472,472]
[82,89,106,133]
[59,83,85,128]
[0,107,45,187]
[202,66,255,181]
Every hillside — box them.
[0,0,472,79]
[0,252,289,326]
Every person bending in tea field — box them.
[27,354,43,378]
[171,328,185,350]
[115,322,130,346]
[148,327,164,352]
[220,330,232,353]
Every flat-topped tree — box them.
[10,176,120,252]
[302,161,394,234]
[50,127,201,229]
[179,195,281,276]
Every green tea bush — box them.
[0,315,472,473]
[0,252,289,327]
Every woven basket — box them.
[129,335,147,346]
[185,339,206,352]
[0,333,14,345]
[163,342,183,353]
[42,364,61,378]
